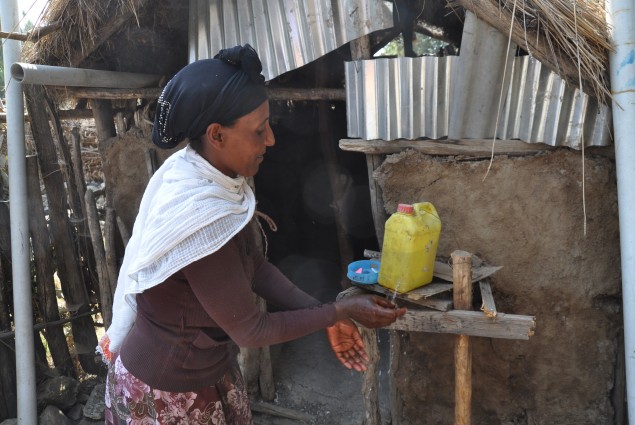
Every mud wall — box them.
[374,149,622,425]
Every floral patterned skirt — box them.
[105,355,252,425]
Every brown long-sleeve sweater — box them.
[120,225,337,392]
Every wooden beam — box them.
[385,309,535,340]
[0,108,126,123]
[0,21,62,42]
[339,138,555,156]
[54,86,346,101]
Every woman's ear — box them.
[205,123,223,148]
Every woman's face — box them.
[207,101,275,178]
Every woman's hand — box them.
[334,295,406,329]
[326,319,368,372]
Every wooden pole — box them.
[104,208,119,299]
[0,255,17,418]
[26,156,76,377]
[84,190,113,329]
[452,250,473,425]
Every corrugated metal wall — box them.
[189,0,393,81]
[345,11,611,149]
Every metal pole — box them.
[11,62,160,88]
[0,1,38,424]
[606,1,635,423]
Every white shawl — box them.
[103,145,256,354]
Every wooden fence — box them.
[0,85,126,421]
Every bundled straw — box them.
[454,0,613,103]
[22,0,139,67]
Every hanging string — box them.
[255,210,277,258]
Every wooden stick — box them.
[250,401,314,422]
[479,280,497,318]
[0,21,62,42]
[84,190,113,328]
[145,148,157,180]
[0,310,101,341]
[104,208,119,299]
[452,250,473,425]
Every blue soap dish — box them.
[347,259,380,284]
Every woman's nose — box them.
[265,126,275,147]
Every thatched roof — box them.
[23,0,611,103]
[23,0,188,80]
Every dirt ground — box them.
[252,324,392,425]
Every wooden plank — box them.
[385,310,535,340]
[479,280,497,318]
[363,250,502,283]
[339,138,554,156]
[351,282,453,311]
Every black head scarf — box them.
[152,44,268,149]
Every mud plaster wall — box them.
[374,149,622,425]
[99,128,179,231]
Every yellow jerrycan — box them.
[378,202,441,293]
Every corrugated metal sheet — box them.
[497,56,612,148]
[345,57,456,140]
[189,0,393,81]
[346,55,611,148]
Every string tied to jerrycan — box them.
[377,202,441,293]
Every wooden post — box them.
[26,156,76,377]
[0,256,17,418]
[104,208,119,299]
[85,190,113,329]
[24,84,99,374]
[361,327,381,425]
[91,99,117,142]
[350,34,385,425]
[452,250,473,425]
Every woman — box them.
[100,44,406,425]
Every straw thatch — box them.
[454,0,612,103]
[22,0,133,66]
